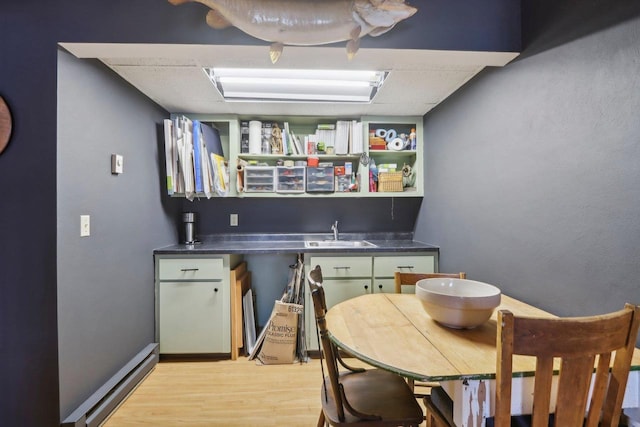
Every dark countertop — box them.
[153,232,439,255]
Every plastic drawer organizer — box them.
[306,166,335,193]
[276,166,306,193]
[244,166,276,193]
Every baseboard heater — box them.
[61,343,159,427]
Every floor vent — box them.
[62,343,159,427]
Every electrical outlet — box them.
[230,213,238,227]
[80,215,90,237]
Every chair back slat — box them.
[531,356,554,425]
[394,272,466,293]
[555,355,594,426]
[496,304,640,427]
[585,353,612,426]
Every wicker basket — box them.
[378,172,403,192]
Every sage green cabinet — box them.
[308,255,373,309]
[155,255,241,355]
[304,252,437,350]
[373,255,436,294]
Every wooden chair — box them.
[393,272,466,294]
[424,303,640,427]
[308,265,424,427]
[394,271,466,396]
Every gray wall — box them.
[187,198,424,235]
[57,51,177,418]
[416,14,640,341]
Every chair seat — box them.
[321,369,424,426]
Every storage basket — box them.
[378,172,403,192]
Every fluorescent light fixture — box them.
[204,67,388,103]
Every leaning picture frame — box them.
[243,289,257,355]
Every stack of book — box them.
[239,119,363,157]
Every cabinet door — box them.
[306,278,372,350]
[323,278,373,309]
[373,255,436,294]
[159,281,226,353]
[372,278,395,294]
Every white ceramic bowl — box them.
[415,278,501,329]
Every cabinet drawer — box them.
[372,278,396,294]
[373,255,434,277]
[158,258,224,281]
[310,256,372,278]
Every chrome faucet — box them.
[331,221,339,241]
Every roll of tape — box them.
[384,129,397,142]
[387,137,404,151]
[249,121,262,154]
[375,128,387,138]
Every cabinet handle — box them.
[214,287,219,293]
[364,285,369,290]
[333,266,351,270]
[378,284,383,290]
[396,265,414,269]
[180,268,200,272]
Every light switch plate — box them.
[80,215,90,237]
[111,154,123,174]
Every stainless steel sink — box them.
[304,240,377,248]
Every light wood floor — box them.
[102,357,427,426]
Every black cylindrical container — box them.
[182,212,196,244]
